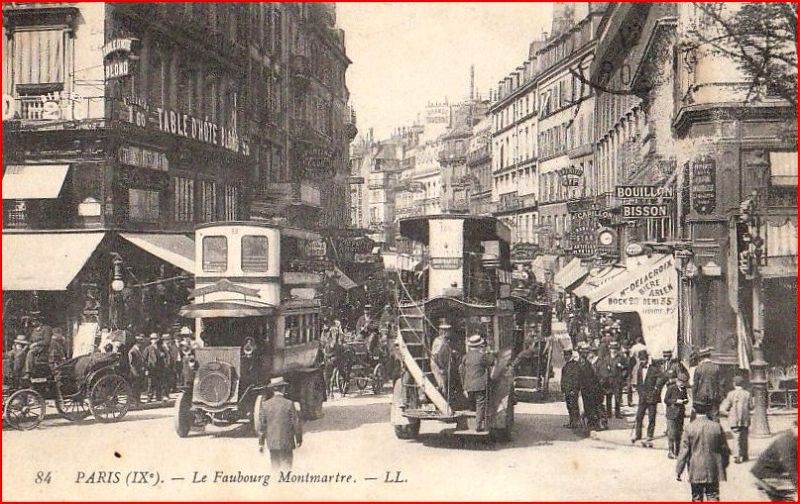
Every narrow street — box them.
[2,391,776,501]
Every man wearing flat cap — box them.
[461,335,495,432]
[258,377,303,469]
[693,346,722,421]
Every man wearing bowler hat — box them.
[693,346,722,421]
[560,348,581,428]
[461,335,495,432]
[258,377,303,469]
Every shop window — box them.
[128,189,160,222]
[769,151,798,187]
[202,235,227,272]
[173,176,194,223]
[241,235,269,272]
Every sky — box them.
[337,2,554,140]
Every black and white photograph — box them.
[1,2,797,501]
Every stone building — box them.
[1,2,355,351]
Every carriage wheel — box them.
[88,375,131,423]
[372,363,385,395]
[55,385,90,422]
[4,389,45,431]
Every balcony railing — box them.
[7,94,105,123]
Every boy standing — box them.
[663,370,689,459]
[720,375,753,463]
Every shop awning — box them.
[2,164,69,199]
[572,266,627,301]
[595,254,678,357]
[120,233,195,273]
[3,232,105,290]
[179,301,275,319]
[554,258,588,291]
[334,266,358,290]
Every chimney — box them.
[470,65,475,101]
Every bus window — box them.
[203,236,228,272]
[242,235,269,272]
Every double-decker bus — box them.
[174,222,325,437]
[390,214,524,441]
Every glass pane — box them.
[202,236,227,272]
[241,235,269,271]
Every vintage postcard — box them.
[2,2,797,501]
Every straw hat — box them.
[466,334,486,347]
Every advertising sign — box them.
[622,204,670,218]
[691,156,716,215]
[596,255,678,356]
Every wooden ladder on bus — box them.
[395,279,453,417]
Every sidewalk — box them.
[591,407,797,459]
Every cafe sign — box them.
[691,156,716,215]
[559,166,584,187]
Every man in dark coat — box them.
[143,333,167,402]
[461,334,495,432]
[663,370,689,459]
[577,344,603,430]
[127,334,147,407]
[560,348,581,428]
[258,378,303,469]
[48,328,68,369]
[693,346,722,420]
[598,341,626,419]
[676,401,731,501]
[632,350,663,443]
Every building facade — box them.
[1,2,355,352]
[491,43,539,252]
[591,3,797,374]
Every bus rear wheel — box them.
[394,420,420,439]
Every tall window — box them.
[200,180,217,222]
[11,29,65,95]
[224,185,238,221]
[129,189,160,222]
[173,176,194,223]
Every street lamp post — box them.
[739,190,771,437]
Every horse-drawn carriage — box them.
[3,352,132,430]
[329,340,386,396]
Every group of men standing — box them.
[127,327,198,406]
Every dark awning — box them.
[179,301,275,319]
